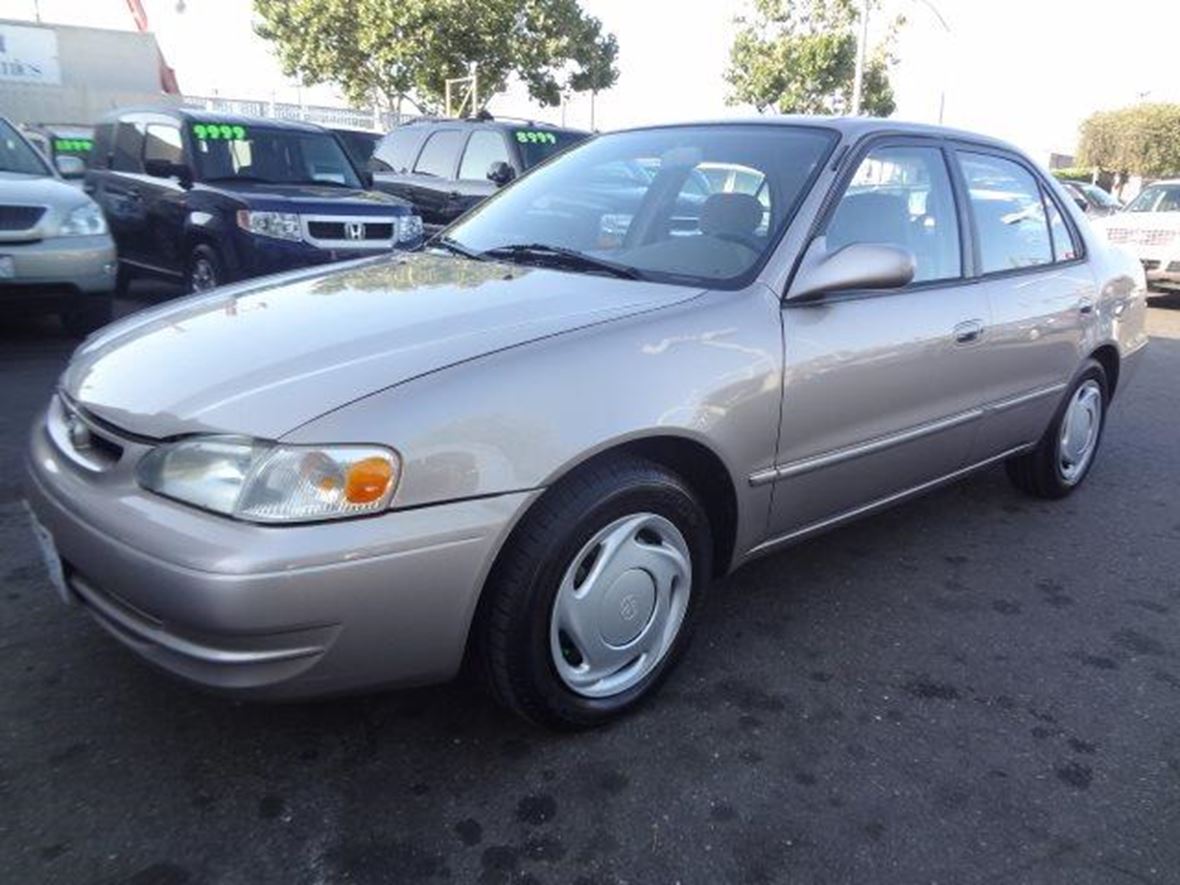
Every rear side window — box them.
[112,120,145,173]
[959,152,1052,273]
[144,124,183,165]
[459,130,510,180]
[413,130,464,177]
[826,144,961,283]
[373,127,420,173]
[1044,192,1079,262]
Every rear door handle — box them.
[952,320,985,345]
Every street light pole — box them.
[851,0,869,115]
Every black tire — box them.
[473,454,713,729]
[1005,359,1109,499]
[187,243,225,294]
[60,297,113,337]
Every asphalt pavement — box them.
[2,293,1179,885]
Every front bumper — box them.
[24,405,535,699]
[0,234,117,308]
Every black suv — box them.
[87,109,423,293]
[370,116,589,233]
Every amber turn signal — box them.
[345,457,394,504]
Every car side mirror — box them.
[360,169,374,189]
[786,237,916,302]
[144,158,193,188]
[55,155,85,178]
[487,161,516,187]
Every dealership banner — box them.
[0,23,61,85]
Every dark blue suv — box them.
[87,109,423,293]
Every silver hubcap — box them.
[191,257,217,292]
[550,513,692,698]
[1058,379,1102,484]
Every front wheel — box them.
[474,455,712,729]
[1005,359,1109,499]
[187,244,225,293]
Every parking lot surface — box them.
[2,295,1179,885]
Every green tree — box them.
[725,0,901,117]
[1078,104,1180,179]
[253,0,619,116]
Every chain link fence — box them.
[181,95,421,132]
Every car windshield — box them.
[0,118,51,176]
[445,124,837,286]
[1126,184,1180,213]
[190,122,362,188]
[512,128,591,169]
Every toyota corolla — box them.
[25,118,1148,727]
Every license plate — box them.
[0,256,14,279]
[26,504,69,603]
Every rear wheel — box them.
[187,244,224,293]
[474,455,712,729]
[1005,359,1108,498]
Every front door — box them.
[767,140,991,539]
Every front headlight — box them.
[57,202,108,237]
[136,437,400,523]
[236,210,303,241]
[396,214,424,243]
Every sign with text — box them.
[0,23,61,86]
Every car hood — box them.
[63,252,705,439]
[0,170,88,205]
[201,181,409,214]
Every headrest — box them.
[699,192,763,238]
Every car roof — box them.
[398,116,589,136]
[97,106,330,134]
[612,115,1022,153]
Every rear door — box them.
[952,148,1097,460]
[768,138,992,538]
[405,129,465,232]
[95,116,151,267]
[138,119,189,276]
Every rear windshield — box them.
[190,122,362,188]
[0,118,51,176]
[512,128,590,169]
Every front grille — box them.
[0,205,46,230]
[306,220,394,241]
[1106,227,1176,247]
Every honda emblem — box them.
[345,222,365,241]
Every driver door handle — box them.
[952,319,985,345]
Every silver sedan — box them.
[25,117,1148,727]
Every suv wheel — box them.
[474,455,712,729]
[188,244,224,293]
[1005,359,1109,499]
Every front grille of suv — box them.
[306,220,394,242]
[0,205,46,231]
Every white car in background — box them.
[1094,180,1180,292]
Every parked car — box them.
[25,118,1148,727]
[87,108,423,293]
[20,123,97,183]
[370,115,589,233]
[0,115,115,333]
[1059,179,1122,217]
[1093,179,1180,292]
[330,126,382,170]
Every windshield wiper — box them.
[427,235,487,261]
[481,243,645,280]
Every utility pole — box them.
[850,0,869,115]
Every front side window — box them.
[1127,184,1180,213]
[0,118,51,176]
[189,124,361,188]
[144,124,183,165]
[444,124,836,287]
[960,152,1053,273]
[826,145,961,283]
[413,130,464,177]
[459,130,510,180]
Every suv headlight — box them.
[136,437,400,523]
[396,214,424,243]
[236,210,303,241]
[57,202,108,237]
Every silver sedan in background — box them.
[25,117,1148,727]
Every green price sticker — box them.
[515,130,557,145]
[54,138,93,153]
[192,123,248,141]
